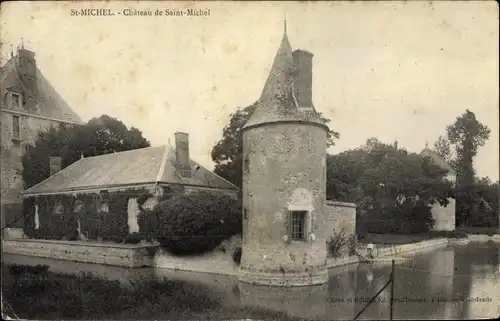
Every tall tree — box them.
[211,102,339,187]
[433,135,454,166]
[22,115,150,189]
[445,110,491,226]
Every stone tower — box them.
[239,25,329,286]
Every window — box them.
[11,93,20,108]
[53,202,64,214]
[100,201,109,213]
[12,115,20,139]
[96,193,109,213]
[243,207,248,220]
[73,200,84,213]
[289,211,307,241]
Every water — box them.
[3,242,499,320]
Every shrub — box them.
[326,229,349,258]
[347,235,357,256]
[232,247,242,265]
[124,232,143,245]
[150,191,242,255]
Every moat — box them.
[3,241,499,320]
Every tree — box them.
[433,135,454,166]
[327,138,453,234]
[22,115,150,189]
[447,110,491,186]
[211,102,339,187]
[444,110,491,226]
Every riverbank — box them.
[1,263,300,321]
[2,236,459,276]
[327,238,450,268]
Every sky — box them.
[1,1,498,181]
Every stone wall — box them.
[153,235,242,276]
[325,200,356,241]
[240,122,328,286]
[2,239,156,268]
[1,110,78,227]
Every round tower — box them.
[238,27,329,287]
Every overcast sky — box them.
[1,1,498,180]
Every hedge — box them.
[139,190,242,255]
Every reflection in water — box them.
[3,242,499,320]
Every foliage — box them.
[347,235,357,256]
[211,102,339,187]
[232,247,242,265]
[146,190,242,255]
[22,115,150,189]
[136,185,185,241]
[435,110,491,227]
[433,135,455,167]
[326,229,349,258]
[1,264,300,320]
[123,232,143,245]
[327,138,452,234]
[23,189,153,243]
[461,178,499,227]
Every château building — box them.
[1,45,83,228]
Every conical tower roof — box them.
[243,28,326,130]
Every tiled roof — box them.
[21,145,237,196]
[1,54,82,124]
[420,148,455,173]
[243,31,325,130]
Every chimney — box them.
[292,49,314,109]
[16,47,38,107]
[174,132,191,178]
[49,157,62,176]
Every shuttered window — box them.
[289,211,307,241]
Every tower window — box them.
[12,115,20,139]
[289,211,307,241]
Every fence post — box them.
[390,259,395,320]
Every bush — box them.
[149,191,242,255]
[326,229,349,258]
[232,247,242,265]
[124,232,143,244]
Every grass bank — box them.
[2,264,299,320]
